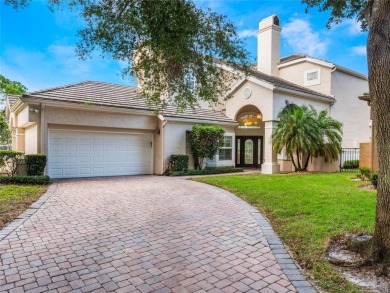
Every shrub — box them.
[189,125,225,170]
[357,167,371,181]
[343,160,359,169]
[168,166,243,176]
[371,172,378,189]
[0,175,50,185]
[169,155,189,172]
[25,154,47,176]
[0,150,24,176]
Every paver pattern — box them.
[1,176,301,292]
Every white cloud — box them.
[282,18,329,57]
[351,46,367,56]
[343,19,364,36]
[238,29,257,38]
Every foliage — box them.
[371,172,378,188]
[272,103,343,171]
[0,74,27,102]
[168,154,189,172]
[189,125,225,170]
[197,173,375,292]
[357,166,371,181]
[25,155,47,176]
[343,159,359,169]
[0,184,48,229]
[0,151,24,176]
[5,0,251,111]
[168,166,243,176]
[0,113,12,147]
[0,175,50,185]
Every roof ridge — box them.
[28,81,93,95]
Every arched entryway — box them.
[235,105,264,168]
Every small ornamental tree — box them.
[189,125,225,169]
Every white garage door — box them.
[48,129,153,178]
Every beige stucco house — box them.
[6,15,370,178]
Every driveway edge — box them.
[0,182,58,243]
[202,182,318,293]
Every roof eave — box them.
[274,86,335,104]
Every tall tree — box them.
[302,0,390,274]
[5,0,250,111]
[0,74,27,146]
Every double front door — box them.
[236,136,263,168]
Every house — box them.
[6,15,370,178]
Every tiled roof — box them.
[23,81,236,123]
[250,70,334,100]
[212,57,334,101]
[7,95,20,108]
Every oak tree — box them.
[303,0,390,274]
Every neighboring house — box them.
[358,93,378,171]
[6,15,370,178]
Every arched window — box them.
[237,112,262,128]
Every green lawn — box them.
[0,184,48,229]
[196,173,376,293]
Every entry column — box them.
[261,120,280,174]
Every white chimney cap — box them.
[259,15,280,30]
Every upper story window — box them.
[237,112,262,128]
[185,72,196,90]
[304,68,321,86]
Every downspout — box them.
[157,114,167,174]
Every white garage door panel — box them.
[48,129,153,178]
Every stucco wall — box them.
[279,62,333,95]
[330,71,370,148]
[25,124,38,154]
[163,121,236,171]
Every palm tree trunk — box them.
[296,150,302,171]
[303,154,311,171]
[366,0,390,274]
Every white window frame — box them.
[219,136,233,161]
[304,68,321,86]
[185,72,196,90]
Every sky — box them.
[0,0,368,92]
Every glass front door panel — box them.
[244,139,253,165]
[258,139,261,164]
[237,139,241,164]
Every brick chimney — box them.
[257,15,281,76]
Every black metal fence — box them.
[340,148,360,171]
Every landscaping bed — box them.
[0,184,48,229]
[166,166,243,176]
[196,172,376,293]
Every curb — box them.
[204,183,318,293]
[0,182,58,243]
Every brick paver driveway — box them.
[0,176,313,293]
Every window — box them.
[304,68,321,86]
[185,72,196,90]
[237,112,262,128]
[219,136,232,161]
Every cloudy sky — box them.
[0,0,368,92]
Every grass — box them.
[0,184,48,229]
[195,172,376,293]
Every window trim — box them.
[304,68,321,86]
[219,136,233,161]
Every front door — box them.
[236,136,263,168]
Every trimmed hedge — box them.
[0,176,51,185]
[343,159,359,169]
[168,166,244,176]
[25,154,47,176]
[169,155,189,171]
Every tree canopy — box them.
[5,0,251,111]
[0,74,27,103]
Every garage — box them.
[48,129,153,178]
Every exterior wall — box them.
[359,142,372,168]
[279,62,333,95]
[163,121,236,171]
[307,157,339,172]
[330,71,370,148]
[25,125,38,154]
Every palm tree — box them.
[272,103,343,171]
